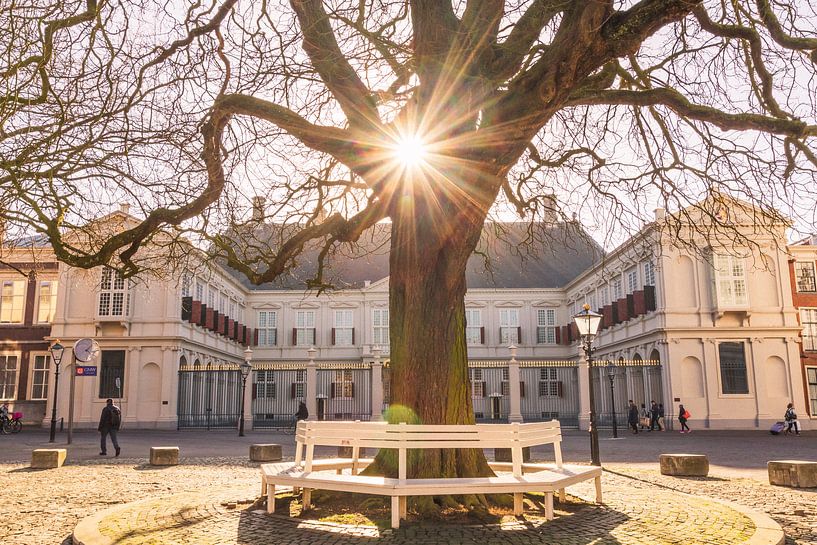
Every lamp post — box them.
[606,361,618,439]
[573,304,602,466]
[238,346,253,437]
[48,340,65,443]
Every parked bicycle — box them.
[0,411,23,434]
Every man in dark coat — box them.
[627,400,639,434]
[295,401,309,421]
[98,398,121,456]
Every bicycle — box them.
[0,412,23,434]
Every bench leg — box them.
[513,493,523,516]
[391,497,400,529]
[303,489,312,511]
[266,484,276,514]
[399,496,407,519]
[545,492,554,521]
[336,468,343,475]
[594,476,602,504]
[558,488,566,503]
[261,477,266,497]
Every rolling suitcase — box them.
[769,421,785,435]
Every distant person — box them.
[295,401,309,421]
[639,403,650,431]
[628,400,639,434]
[98,398,121,456]
[649,400,660,431]
[657,403,665,431]
[678,403,690,433]
[0,402,8,421]
[784,403,800,436]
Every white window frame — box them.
[499,308,519,345]
[295,310,316,346]
[795,261,817,293]
[207,285,216,309]
[600,286,609,306]
[536,309,557,344]
[469,368,484,397]
[37,280,58,323]
[807,367,817,417]
[29,354,51,400]
[293,369,306,399]
[372,309,389,348]
[0,279,26,324]
[333,369,354,398]
[0,353,20,400]
[97,268,129,318]
[644,261,656,287]
[334,310,354,346]
[254,370,276,399]
[538,368,560,397]
[258,311,278,346]
[465,309,482,345]
[801,308,817,352]
[180,272,192,298]
[195,280,204,302]
[612,278,622,301]
[713,254,749,308]
[626,269,638,293]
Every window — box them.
[469,368,484,397]
[499,308,520,344]
[465,309,483,345]
[333,310,354,346]
[0,355,18,400]
[98,269,129,317]
[207,286,216,309]
[627,269,638,293]
[713,254,748,307]
[612,278,622,300]
[295,310,316,346]
[228,300,235,318]
[600,286,609,306]
[807,368,817,416]
[258,311,278,346]
[332,370,354,398]
[536,309,557,344]
[220,293,227,313]
[195,280,204,302]
[30,355,50,400]
[0,280,25,323]
[99,350,126,398]
[587,294,597,312]
[255,370,276,399]
[538,368,561,397]
[37,280,58,323]
[292,370,305,399]
[373,309,389,347]
[644,261,656,287]
[718,342,749,394]
[801,308,817,352]
[180,273,192,298]
[795,262,817,292]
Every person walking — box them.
[649,400,660,431]
[295,401,309,421]
[628,400,639,434]
[639,403,651,431]
[784,402,801,436]
[678,403,690,433]
[657,403,666,431]
[98,398,121,456]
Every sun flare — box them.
[392,134,428,167]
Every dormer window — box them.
[98,268,129,317]
[712,254,748,308]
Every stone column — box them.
[507,345,523,423]
[577,357,590,431]
[370,346,384,421]
[306,346,318,420]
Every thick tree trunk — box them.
[366,186,494,484]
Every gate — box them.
[252,365,306,429]
[593,360,663,428]
[315,363,371,421]
[520,362,580,427]
[177,363,242,429]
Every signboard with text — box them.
[75,366,97,376]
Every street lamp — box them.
[573,304,602,466]
[238,346,253,437]
[48,340,65,443]
[606,361,618,439]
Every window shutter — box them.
[252,383,258,400]
[519,381,525,398]
[352,328,355,345]
[331,327,336,345]
[330,383,336,398]
[517,326,522,344]
[481,381,487,397]
[290,383,296,399]
[556,381,564,398]
[350,382,355,398]
[311,328,317,345]
[292,328,297,346]
[253,328,259,346]
[272,328,277,346]
[555,327,561,345]
[480,326,485,344]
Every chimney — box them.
[119,203,131,215]
[543,194,558,224]
[252,197,266,221]
[654,208,666,221]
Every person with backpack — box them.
[98,398,122,456]
[784,402,801,436]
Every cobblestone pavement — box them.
[1,457,811,545]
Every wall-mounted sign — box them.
[76,366,97,376]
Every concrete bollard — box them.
[768,460,817,488]
[659,453,709,476]
[250,444,283,462]
[31,449,67,469]
[150,446,179,466]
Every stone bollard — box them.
[250,444,283,462]
[31,449,67,469]
[659,454,709,476]
[768,460,817,488]
[150,446,179,466]
[494,447,531,463]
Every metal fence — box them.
[177,364,242,429]
[520,363,581,427]
[315,364,372,421]
[251,366,306,428]
[593,362,663,428]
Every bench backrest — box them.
[295,420,563,478]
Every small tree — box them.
[2,1,817,492]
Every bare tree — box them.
[3,0,817,494]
